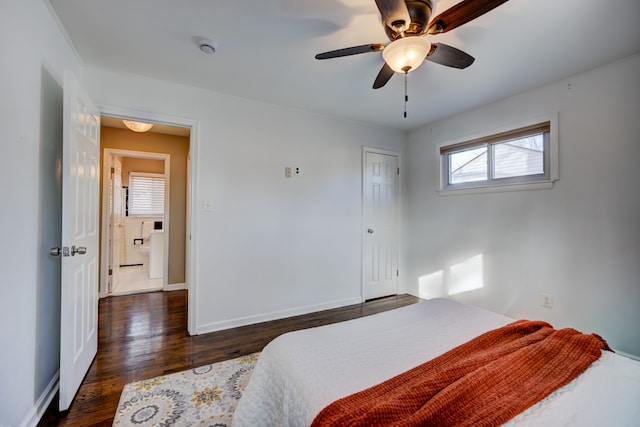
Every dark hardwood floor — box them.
[39,290,419,426]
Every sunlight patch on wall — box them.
[418,270,444,299]
[449,254,484,295]
[418,254,484,299]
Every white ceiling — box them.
[49,0,640,131]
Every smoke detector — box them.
[198,39,217,54]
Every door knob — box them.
[367,228,374,234]
[71,245,87,256]
[50,247,62,256]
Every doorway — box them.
[104,150,169,295]
[99,117,190,297]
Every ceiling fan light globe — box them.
[382,37,431,73]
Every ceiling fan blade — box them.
[315,44,385,60]
[374,0,411,32]
[427,0,509,34]
[373,63,395,89]
[426,43,475,69]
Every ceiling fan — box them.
[315,0,510,89]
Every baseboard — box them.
[405,287,420,298]
[195,296,363,335]
[21,371,59,427]
[164,282,186,292]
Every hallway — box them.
[111,265,162,295]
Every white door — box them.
[363,151,399,300]
[59,72,100,411]
[108,156,123,293]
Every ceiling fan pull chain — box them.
[404,71,408,118]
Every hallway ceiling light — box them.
[122,120,154,132]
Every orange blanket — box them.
[311,320,610,427]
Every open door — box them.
[107,155,123,294]
[59,71,100,410]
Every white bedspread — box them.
[232,298,640,426]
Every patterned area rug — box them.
[113,353,260,426]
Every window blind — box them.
[440,122,550,155]
[128,173,165,216]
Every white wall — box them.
[0,1,83,426]
[83,67,406,333]
[121,217,163,266]
[404,54,640,357]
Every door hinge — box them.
[108,268,113,276]
[397,167,400,175]
[397,269,399,277]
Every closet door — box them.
[363,150,400,300]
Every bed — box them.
[232,298,640,426]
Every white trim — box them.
[21,371,59,427]
[361,146,402,300]
[186,121,199,336]
[164,282,187,292]
[437,180,554,196]
[42,0,84,66]
[362,147,402,158]
[98,105,199,335]
[437,112,559,194]
[195,297,363,335]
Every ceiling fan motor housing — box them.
[385,0,433,41]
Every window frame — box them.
[438,113,558,195]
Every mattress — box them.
[232,298,640,426]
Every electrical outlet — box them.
[285,166,292,178]
[294,166,301,176]
[541,293,553,309]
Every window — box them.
[128,172,165,216]
[440,116,557,193]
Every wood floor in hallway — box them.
[39,290,420,426]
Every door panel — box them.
[60,71,100,411]
[363,151,399,300]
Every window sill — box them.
[437,180,555,196]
